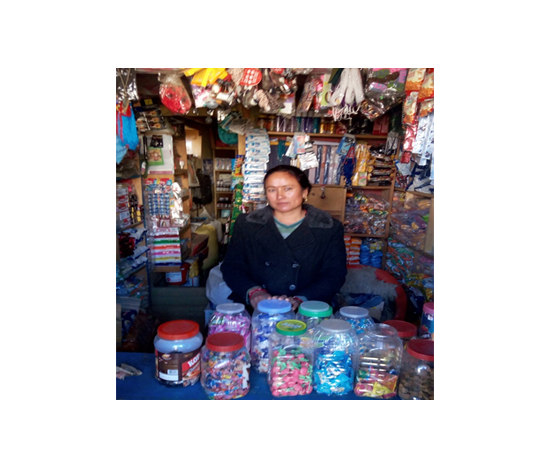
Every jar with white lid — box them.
[268,319,313,397]
[311,319,358,396]
[295,300,333,332]
[207,302,251,351]
[251,299,295,373]
[354,323,402,398]
[398,339,434,400]
[200,332,251,400]
[334,306,375,336]
[154,320,203,387]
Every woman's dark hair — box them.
[264,165,312,196]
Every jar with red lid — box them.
[200,332,251,400]
[383,319,418,349]
[398,339,434,400]
[154,320,203,387]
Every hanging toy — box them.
[159,72,193,115]
[328,68,365,121]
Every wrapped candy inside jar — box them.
[311,319,358,396]
[268,320,313,397]
[200,332,251,400]
[207,302,251,351]
[251,299,294,373]
[334,306,375,336]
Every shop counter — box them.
[116,352,400,400]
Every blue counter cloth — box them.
[116,352,400,400]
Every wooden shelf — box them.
[348,185,392,190]
[214,169,232,173]
[267,132,388,140]
[174,169,188,175]
[395,188,434,198]
[344,233,387,238]
[214,146,237,150]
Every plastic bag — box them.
[361,68,408,120]
[159,73,193,115]
[206,263,234,306]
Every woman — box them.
[221,164,347,311]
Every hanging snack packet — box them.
[405,68,427,94]
[362,68,408,120]
[418,70,434,102]
[402,92,419,126]
[159,73,193,114]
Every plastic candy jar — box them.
[295,300,333,331]
[418,302,434,340]
[398,339,434,400]
[383,319,418,349]
[268,320,313,397]
[355,323,403,399]
[200,332,251,400]
[207,302,251,351]
[154,320,203,387]
[311,319,358,396]
[334,306,375,336]
[251,299,295,373]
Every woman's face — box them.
[265,171,308,214]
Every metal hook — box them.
[321,187,326,199]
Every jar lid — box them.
[216,302,245,314]
[364,323,398,339]
[319,318,353,334]
[257,299,292,314]
[406,339,434,361]
[206,332,245,352]
[276,319,307,336]
[157,320,199,340]
[298,300,333,318]
[339,306,371,319]
[383,320,417,338]
[423,302,434,316]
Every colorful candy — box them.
[268,320,313,397]
[207,303,251,351]
[334,306,375,336]
[200,332,251,400]
[311,319,358,396]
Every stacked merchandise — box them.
[395,68,434,193]
[242,129,270,204]
[116,180,143,230]
[307,141,340,185]
[344,237,383,268]
[344,190,389,236]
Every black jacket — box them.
[221,204,347,305]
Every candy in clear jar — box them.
[200,332,251,400]
[397,339,434,400]
[251,299,295,373]
[311,319,358,396]
[295,300,333,333]
[355,323,403,399]
[207,302,251,351]
[334,306,375,336]
[268,320,313,397]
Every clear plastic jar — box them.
[251,299,295,373]
[383,319,418,349]
[311,319,358,396]
[207,302,251,351]
[355,323,402,399]
[334,306,375,336]
[200,332,251,400]
[398,339,434,400]
[268,320,313,397]
[154,320,203,387]
[295,300,333,332]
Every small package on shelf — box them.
[344,191,389,236]
[389,209,429,251]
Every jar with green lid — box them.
[268,319,313,397]
[295,300,333,332]
[383,319,418,349]
[311,319,358,396]
[354,323,402,398]
[398,339,434,400]
[334,306,375,336]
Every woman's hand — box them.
[249,288,272,310]
[271,295,302,312]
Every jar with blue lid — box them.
[334,306,375,336]
[207,302,251,351]
[311,319,358,396]
[251,299,295,373]
[295,300,333,332]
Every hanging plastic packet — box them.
[418,70,434,103]
[116,68,139,113]
[362,68,408,121]
[159,73,193,115]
